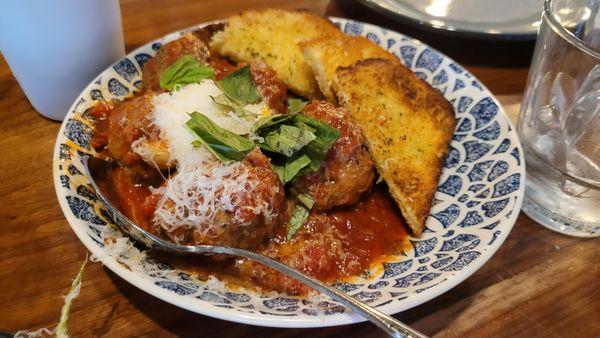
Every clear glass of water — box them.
[519,0,600,237]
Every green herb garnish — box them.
[296,193,314,209]
[210,94,255,118]
[216,65,261,105]
[263,125,317,157]
[286,204,310,241]
[285,193,314,240]
[293,114,340,171]
[159,55,214,91]
[271,154,312,184]
[288,98,308,114]
[252,113,340,183]
[251,114,297,134]
[186,112,254,162]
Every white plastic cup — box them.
[0,0,125,121]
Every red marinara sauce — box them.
[237,187,410,295]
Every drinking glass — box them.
[0,0,125,121]
[518,0,600,237]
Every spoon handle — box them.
[221,247,428,338]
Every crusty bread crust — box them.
[300,35,398,101]
[210,9,343,99]
[333,59,456,235]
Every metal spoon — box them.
[82,156,427,338]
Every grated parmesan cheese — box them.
[131,136,164,170]
[144,80,276,242]
[152,161,257,239]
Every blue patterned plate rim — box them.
[53,17,525,328]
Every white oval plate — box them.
[53,18,525,328]
[358,0,543,40]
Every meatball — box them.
[147,149,285,249]
[104,92,155,166]
[293,101,375,210]
[93,91,171,173]
[211,59,288,114]
[88,89,174,172]
[248,61,287,114]
[142,33,210,91]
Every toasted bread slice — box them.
[301,35,399,101]
[333,59,456,235]
[210,9,342,99]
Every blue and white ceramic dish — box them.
[53,18,525,328]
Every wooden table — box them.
[1,1,598,337]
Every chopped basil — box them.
[271,154,312,184]
[296,193,314,209]
[251,113,296,135]
[210,94,255,118]
[186,112,254,162]
[293,114,339,171]
[286,204,310,241]
[252,113,340,183]
[288,98,308,114]
[263,125,317,157]
[271,163,285,183]
[216,65,261,105]
[159,55,214,91]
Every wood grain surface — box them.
[1,1,598,337]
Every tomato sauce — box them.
[329,189,409,267]
[232,187,409,294]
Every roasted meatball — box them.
[211,59,288,114]
[146,149,285,249]
[142,33,210,91]
[293,101,375,210]
[104,92,154,166]
[91,91,171,173]
[248,61,287,113]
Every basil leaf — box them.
[294,114,340,171]
[288,98,308,114]
[284,155,312,183]
[286,204,310,241]
[271,154,312,184]
[216,65,261,105]
[159,55,214,91]
[251,113,297,134]
[251,112,340,182]
[210,94,255,118]
[263,125,317,157]
[296,193,314,209]
[186,112,254,162]
[271,163,286,183]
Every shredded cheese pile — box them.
[139,80,274,241]
[152,161,260,241]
